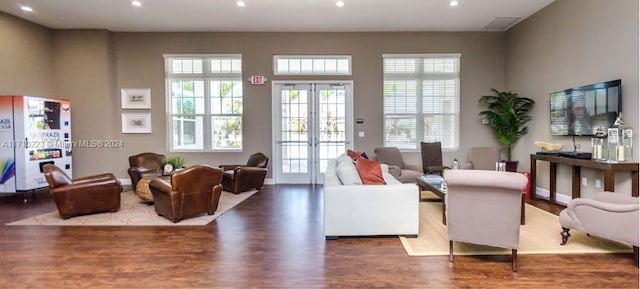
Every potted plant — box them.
[479,89,535,172]
[162,156,185,175]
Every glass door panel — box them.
[273,82,352,184]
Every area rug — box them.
[6,190,257,226]
[400,201,633,256]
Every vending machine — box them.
[0,95,72,194]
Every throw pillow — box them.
[355,156,386,185]
[347,149,368,160]
[336,154,362,185]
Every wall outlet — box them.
[581,177,587,186]
[358,131,365,137]
[595,179,602,188]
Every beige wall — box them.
[111,32,506,179]
[7,1,636,194]
[506,0,639,198]
[0,12,53,96]
[0,11,507,181]
[52,30,120,177]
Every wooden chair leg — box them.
[634,246,638,267]
[520,194,525,225]
[512,249,517,272]
[560,228,571,245]
[449,240,454,262]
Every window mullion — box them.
[416,60,424,150]
[204,77,211,150]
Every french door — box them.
[273,82,353,184]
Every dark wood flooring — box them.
[0,185,637,289]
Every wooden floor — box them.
[0,185,637,289]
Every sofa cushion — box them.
[336,154,362,185]
[356,157,386,185]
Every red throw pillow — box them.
[347,149,369,160]
[347,149,361,160]
[355,156,386,185]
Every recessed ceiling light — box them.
[131,1,142,7]
[236,0,246,7]
[20,5,33,12]
[449,0,459,7]
[336,1,345,7]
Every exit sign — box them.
[249,75,267,85]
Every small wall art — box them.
[122,113,152,133]
[121,88,151,109]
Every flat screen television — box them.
[550,79,621,136]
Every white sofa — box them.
[324,156,420,239]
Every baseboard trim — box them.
[119,178,131,186]
[264,178,275,185]
[535,187,570,205]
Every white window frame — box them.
[382,53,461,151]
[164,54,243,152]
[273,55,352,75]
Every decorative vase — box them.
[505,161,518,172]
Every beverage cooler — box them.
[0,95,72,194]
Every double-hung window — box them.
[382,54,460,151]
[164,54,243,151]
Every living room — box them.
[0,0,638,288]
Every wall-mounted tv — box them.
[550,79,621,136]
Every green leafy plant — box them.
[479,89,535,161]
[164,156,185,169]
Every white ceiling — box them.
[0,0,555,32]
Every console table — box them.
[530,154,639,204]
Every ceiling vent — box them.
[482,17,521,31]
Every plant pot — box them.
[505,161,518,172]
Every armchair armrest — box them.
[73,173,117,185]
[219,164,244,171]
[53,179,120,195]
[387,165,401,178]
[594,191,639,205]
[568,197,639,214]
[404,164,422,172]
[235,166,268,179]
[149,178,173,195]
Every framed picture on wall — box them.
[121,88,151,109]
[122,113,152,133]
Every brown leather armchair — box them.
[128,152,165,189]
[43,164,122,219]
[219,152,269,194]
[149,165,223,223]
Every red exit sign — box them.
[250,75,266,85]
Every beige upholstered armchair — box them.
[560,192,639,261]
[374,147,422,183]
[444,169,528,272]
[461,146,501,170]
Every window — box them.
[164,54,243,151]
[274,55,351,75]
[383,54,460,150]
